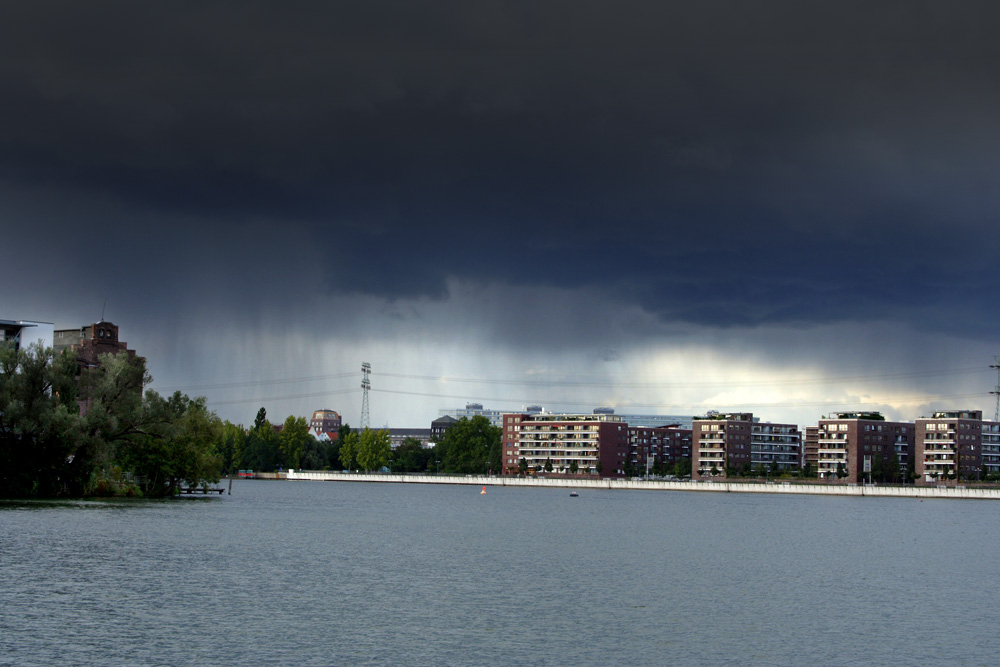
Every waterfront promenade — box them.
[274,470,1000,499]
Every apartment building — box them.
[501,412,629,476]
[627,425,693,475]
[751,422,801,472]
[816,412,913,484]
[803,426,819,472]
[692,412,753,479]
[915,410,983,483]
[983,420,1000,476]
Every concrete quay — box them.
[280,470,1000,500]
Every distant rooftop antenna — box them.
[991,356,1000,423]
[361,362,371,430]
[100,297,108,322]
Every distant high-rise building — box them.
[438,403,511,427]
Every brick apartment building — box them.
[501,412,629,476]
[915,410,985,484]
[692,412,754,479]
[628,425,693,475]
[803,426,820,472]
[816,412,914,484]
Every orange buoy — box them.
[481,486,486,495]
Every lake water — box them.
[2,480,999,666]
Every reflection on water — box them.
[2,481,999,666]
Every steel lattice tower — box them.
[991,356,1000,423]
[361,362,371,430]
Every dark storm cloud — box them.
[3,1,1000,333]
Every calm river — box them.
[2,480,999,666]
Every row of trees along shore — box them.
[221,410,504,477]
[0,341,505,498]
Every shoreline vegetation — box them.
[1,342,222,499]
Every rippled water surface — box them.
[2,480,1000,666]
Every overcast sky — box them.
[3,1,999,428]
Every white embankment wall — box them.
[281,471,1000,500]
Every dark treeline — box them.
[1,342,221,498]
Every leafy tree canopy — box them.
[433,416,500,474]
[0,341,223,498]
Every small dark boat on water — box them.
[569,491,579,497]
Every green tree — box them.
[569,459,579,474]
[339,431,359,470]
[870,452,885,483]
[278,415,312,470]
[242,410,279,472]
[886,451,901,483]
[71,351,151,494]
[544,457,553,473]
[518,457,528,475]
[433,416,500,474]
[394,437,432,472]
[124,391,223,496]
[675,458,692,477]
[357,428,391,471]
[217,421,245,474]
[0,342,82,497]
[0,342,223,498]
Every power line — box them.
[375,366,988,389]
[203,387,359,407]
[370,386,986,412]
[991,355,1000,422]
[150,371,358,392]
[148,365,989,395]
